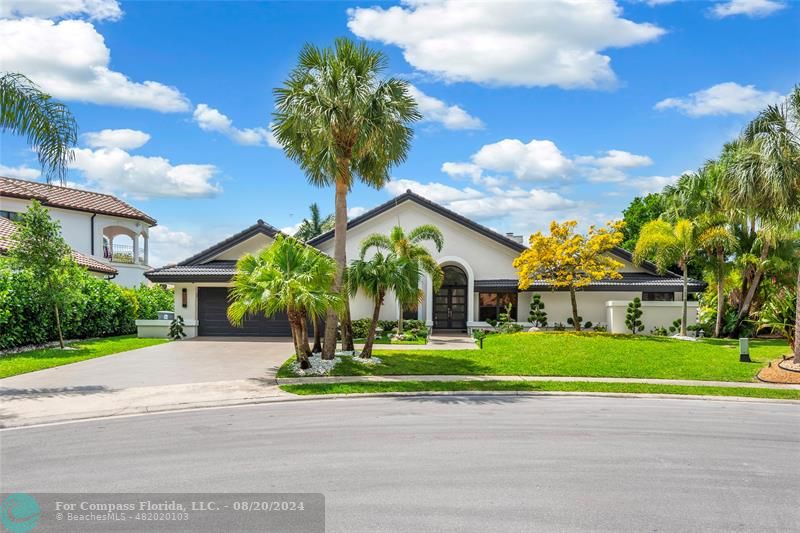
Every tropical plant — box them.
[347,252,421,358]
[472,329,488,349]
[729,85,800,361]
[757,288,797,349]
[6,201,81,348]
[634,219,699,337]
[528,294,548,328]
[294,203,334,242]
[359,224,444,333]
[620,193,665,251]
[273,38,421,359]
[625,297,644,334]
[0,73,78,184]
[169,316,187,341]
[514,220,625,331]
[228,235,341,369]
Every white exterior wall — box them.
[606,300,699,334]
[2,197,154,287]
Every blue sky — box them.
[1,0,798,266]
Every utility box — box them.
[739,338,751,363]
[157,311,175,321]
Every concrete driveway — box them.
[0,337,294,390]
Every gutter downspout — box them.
[90,213,96,255]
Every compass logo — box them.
[1,493,40,533]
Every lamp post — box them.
[739,337,751,363]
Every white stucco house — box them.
[146,190,704,338]
[0,176,156,287]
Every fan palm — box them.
[725,85,800,355]
[273,38,421,359]
[634,219,699,337]
[359,224,444,333]
[227,235,341,369]
[0,73,78,184]
[294,203,334,242]
[348,252,421,358]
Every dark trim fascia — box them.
[307,190,528,253]
[145,273,234,283]
[178,220,283,266]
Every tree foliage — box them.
[620,193,664,251]
[514,220,624,331]
[0,73,78,184]
[294,203,335,242]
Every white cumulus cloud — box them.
[575,149,653,183]
[71,147,221,200]
[407,85,483,130]
[655,82,782,117]
[626,174,682,194]
[472,139,573,181]
[0,0,122,20]
[0,164,41,180]
[348,0,665,89]
[711,0,785,18]
[0,18,190,112]
[348,206,368,219]
[83,129,151,150]
[193,104,279,147]
[386,179,483,203]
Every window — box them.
[402,305,418,320]
[0,210,21,221]
[479,292,518,321]
[642,292,674,302]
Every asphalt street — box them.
[1,395,797,532]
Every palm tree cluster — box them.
[633,85,800,361]
[273,37,421,359]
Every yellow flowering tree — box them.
[513,220,625,331]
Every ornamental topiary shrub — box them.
[626,298,644,334]
[528,294,547,327]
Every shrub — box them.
[0,261,170,350]
[566,316,593,330]
[650,326,669,336]
[553,322,566,331]
[528,294,547,327]
[351,318,372,339]
[377,320,397,333]
[592,324,607,332]
[473,329,488,349]
[625,298,644,334]
[169,315,187,341]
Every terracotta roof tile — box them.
[0,217,117,275]
[0,176,156,225]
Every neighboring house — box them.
[147,190,704,338]
[0,176,156,287]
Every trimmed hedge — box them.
[0,264,173,350]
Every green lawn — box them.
[0,336,169,379]
[278,332,789,382]
[280,380,800,400]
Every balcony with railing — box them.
[103,242,146,265]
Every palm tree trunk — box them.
[312,317,322,354]
[714,248,725,338]
[341,299,355,352]
[54,302,65,350]
[793,266,799,364]
[361,293,384,359]
[731,243,770,337]
[322,179,350,359]
[681,264,688,337]
[298,310,312,357]
[288,311,310,369]
[569,285,581,332]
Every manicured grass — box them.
[280,380,800,400]
[354,336,428,345]
[0,335,169,379]
[277,332,789,382]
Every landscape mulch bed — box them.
[757,358,800,384]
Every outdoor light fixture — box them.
[182,288,187,308]
[739,338,751,363]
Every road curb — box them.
[3,389,798,431]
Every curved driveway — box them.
[2,396,797,532]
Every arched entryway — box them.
[433,265,468,331]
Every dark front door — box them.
[197,287,292,337]
[433,265,468,331]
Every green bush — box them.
[351,318,372,339]
[0,263,174,350]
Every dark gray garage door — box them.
[197,287,292,336]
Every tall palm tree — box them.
[348,252,421,358]
[734,85,800,361]
[359,224,444,333]
[227,235,341,369]
[0,73,78,184]
[663,162,736,337]
[273,38,421,359]
[634,219,699,337]
[724,86,800,350]
[294,203,334,242]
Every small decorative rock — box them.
[528,326,541,332]
[353,356,382,365]
[291,356,340,376]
